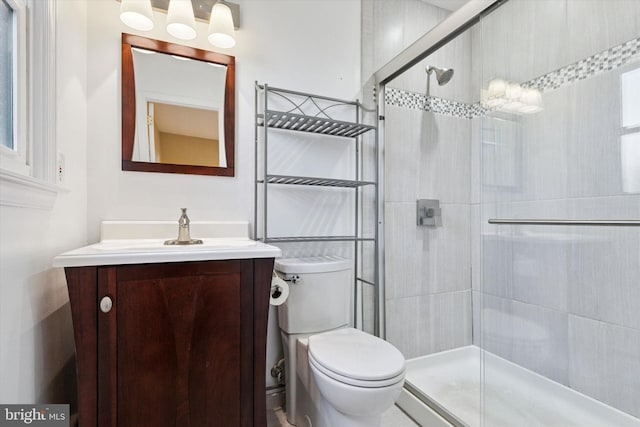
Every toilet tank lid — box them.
[275,256,352,274]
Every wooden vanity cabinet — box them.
[65,258,274,427]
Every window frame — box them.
[0,0,58,210]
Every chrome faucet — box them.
[164,208,203,245]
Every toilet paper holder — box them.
[270,271,290,306]
[279,273,301,284]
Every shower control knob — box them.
[100,296,113,313]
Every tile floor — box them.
[267,404,419,427]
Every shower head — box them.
[426,66,454,86]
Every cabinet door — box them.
[98,260,254,427]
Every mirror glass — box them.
[122,34,235,176]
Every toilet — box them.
[276,256,405,427]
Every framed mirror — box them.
[122,33,235,176]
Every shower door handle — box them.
[488,219,640,226]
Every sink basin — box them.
[53,220,281,268]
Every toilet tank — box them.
[275,256,353,335]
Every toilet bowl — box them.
[275,256,405,427]
[306,328,405,427]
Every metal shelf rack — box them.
[261,174,376,188]
[254,82,379,333]
[257,111,375,137]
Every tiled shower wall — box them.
[361,0,474,358]
[476,0,640,417]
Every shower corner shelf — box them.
[254,82,380,333]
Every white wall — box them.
[0,0,88,405]
[86,0,361,243]
[85,0,361,390]
[0,0,360,407]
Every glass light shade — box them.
[120,0,154,31]
[166,0,196,40]
[208,2,236,48]
[483,79,508,109]
[518,88,544,113]
[505,83,523,100]
[487,79,507,99]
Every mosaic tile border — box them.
[523,37,640,91]
[385,88,485,119]
[386,36,640,118]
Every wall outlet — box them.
[57,153,65,184]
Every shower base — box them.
[397,346,640,427]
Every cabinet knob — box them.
[100,296,113,313]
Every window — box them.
[621,67,640,194]
[0,0,13,150]
[0,0,27,175]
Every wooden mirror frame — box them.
[121,33,235,176]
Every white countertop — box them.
[53,221,281,268]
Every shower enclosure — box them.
[363,0,640,425]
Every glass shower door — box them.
[478,0,640,425]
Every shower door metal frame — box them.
[371,0,504,339]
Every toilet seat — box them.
[308,328,405,388]
[309,352,405,388]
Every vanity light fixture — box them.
[119,0,239,49]
[482,78,544,114]
[120,0,154,31]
